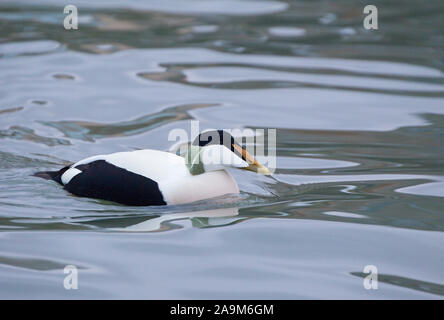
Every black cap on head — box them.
[192,130,238,151]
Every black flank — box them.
[64,160,166,206]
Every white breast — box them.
[62,149,239,205]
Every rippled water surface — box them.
[1,0,444,299]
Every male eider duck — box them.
[34,130,270,206]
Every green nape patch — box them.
[185,145,205,175]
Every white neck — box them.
[186,145,248,175]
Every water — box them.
[0,0,444,299]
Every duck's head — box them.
[186,130,271,175]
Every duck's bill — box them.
[232,143,271,175]
[244,161,271,175]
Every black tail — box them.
[33,166,71,185]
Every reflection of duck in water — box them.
[113,207,240,232]
[34,130,270,206]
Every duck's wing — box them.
[63,159,166,206]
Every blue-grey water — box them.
[0,0,444,299]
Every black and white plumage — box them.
[34,130,270,206]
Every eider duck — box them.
[34,130,270,206]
